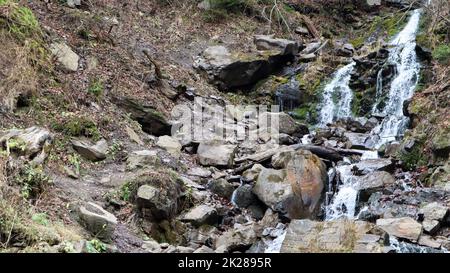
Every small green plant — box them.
[119,182,132,201]
[68,153,81,175]
[86,239,107,253]
[52,116,101,140]
[6,138,27,154]
[17,165,51,199]
[31,213,49,226]
[88,78,104,97]
[432,44,450,64]
[107,140,123,159]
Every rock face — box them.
[50,42,79,72]
[0,127,52,163]
[281,220,381,253]
[72,139,108,161]
[254,35,299,55]
[156,136,181,158]
[197,142,236,167]
[253,150,326,219]
[78,202,117,241]
[134,170,184,221]
[113,96,171,136]
[376,217,422,242]
[194,45,294,90]
[180,205,218,227]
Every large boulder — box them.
[113,96,171,136]
[133,169,185,221]
[232,184,257,208]
[50,42,79,72]
[356,171,396,200]
[0,127,52,163]
[419,202,449,234]
[72,139,108,161]
[260,112,309,136]
[197,142,237,167]
[78,202,117,241]
[376,217,422,242]
[281,219,382,253]
[253,150,326,219]
[254,35,299,55]
[194,45,293,90]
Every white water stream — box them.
[325,9,422,221]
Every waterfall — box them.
[325,9,422,221]
[318,62,356,126]
[372,9,421,148]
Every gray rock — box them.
[50,42,79,72]
[180,205,218,227]
[156,136,181,158]
[354,159,394,174]
[344,132,372,150]
[301,42,321,54]
[299,53,317,62]
[232,184,257,208]
[242,164,263,182]
[207,178,234,199]
[356,171,395,200]
[67,0,81,8]
[0,127,52,164]
[295,26,309,35]
[260,112,309,136]
[281,220,380,253]
[187,167,212,178]
[194,245,215,253]
[194,45,293,90]
[254,35,299,55]
[197,142,236,167]
[376,217,422,242]
[420,202,449,222]
[214,224,257,252]
[78,202,117,241]
[126,150,159,171]
[72,139,108,161]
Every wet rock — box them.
[354,159,394,174]
[126,150,159,171]
[197,142,237,167]
[214,223,257,252]
[344,132,373,150]
[335,42,355,57]
[50,42,79,72]
[356,171,395,200]
[156,136,181,158]
[415,44,433,62]
[194,45,293,90]
[78,202,117,241]
[378,141,401,157]
[376,217,422,242]
[254,35,299,55]
[0,127,52,164]
[113,96,171,136]
[72,139,108,161]
[232,184,257,208]
[180,205,218,227]
[281,220,380,253]
[207,178,234,199]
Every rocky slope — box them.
[0,0,449,253]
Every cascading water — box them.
[318,62,356,126]
[371,9,422,148]
[325,9,423,221]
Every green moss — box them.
[398,140,428,170]
[350,36,365,49]
[88,78,104,97]
[432,44,450,64]
[52,116,101,140]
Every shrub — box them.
[432,44,450,64]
